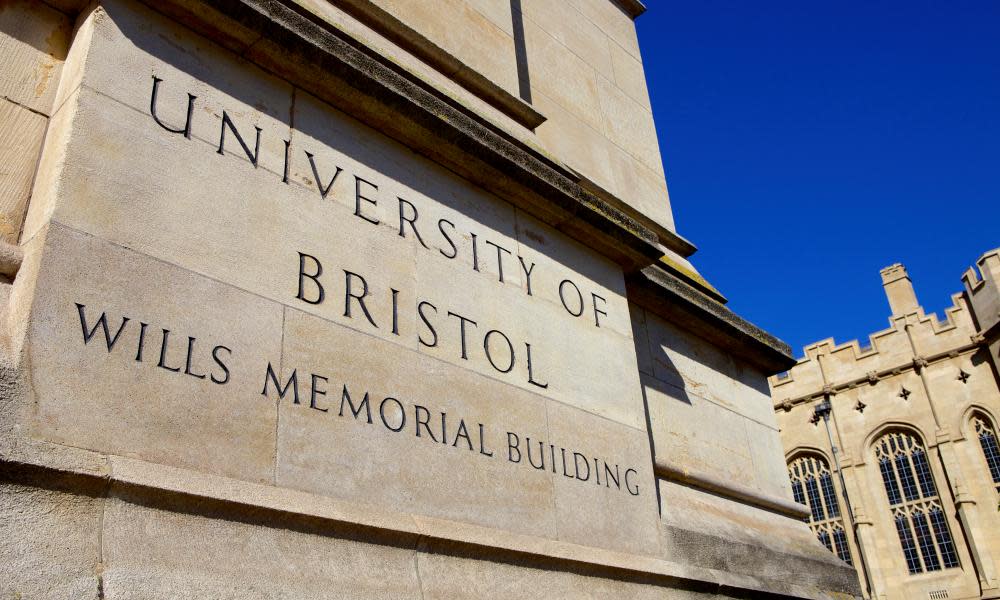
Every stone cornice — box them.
[325,0,546,130]
[616,0,647,19]
[773,340,983,411]
[626,264,796,374]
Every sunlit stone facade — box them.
[772,250,1000,600]
[0,0,859,597]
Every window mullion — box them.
[892,454,907,505]
[906,508,926,573]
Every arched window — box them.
[788,454,852,565]
[972,414,1000,494]
[874,431,960,574]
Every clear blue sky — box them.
[637,1,999,357]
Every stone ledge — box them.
[656,461,810,520]
[325,0,546,130]
[626,264,796,374]
[617,0,648,20]
[0,448,853,600]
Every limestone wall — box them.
[0,1,859,598]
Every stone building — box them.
[771,251,1000,600]
[0,0,859,598]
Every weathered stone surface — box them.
[658,479,859,594]
[520,0,614,80]
[0,473,103,600]
[275,306,558,539]
[0,0,71,116]
[26,11,646,427]
[608,142,673,231]
[546,400,659,555]
[369,0,520,97]
[609,37,650,110]
[416,547,717,600]
[644,374,759,491]
[0,100,47,244]
[532,90,618,197]
[570,0,642,60]
[596,74,663,178]
[645,309,777,427]
[525,19,603,134]
[27,223,282,483]
[101,489,423,599]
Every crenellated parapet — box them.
[771,254,1000,600]
[771,284,978,410]
[963,248,1000,337]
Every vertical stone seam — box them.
[541,387,559,528]
[273,304,286,486]
[8,98,48,253]
[96,479,110,599]
[269,88,296,487]
[512,207,559,522]
[634,307,663,516]
[413,535,428,600]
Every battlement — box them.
[770,264,978,406]
[962,247,1000,336]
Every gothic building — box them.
[771,249,1000,600]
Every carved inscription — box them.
[63,77,647,500]
[294,253,549,388]
[75,304,642,497]
[149,76,612,332]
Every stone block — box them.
[644,375,758,490]
[370,0,519,96]
[0,100,47,243]
[658,479,858,593]
[19,83,78,247]
[75,0,292,174]
[0,475,103,599]
[545,400,660,555]
[0,0,71,116]
[570,0,641,60]
[610,39,650,110]
[27,223,282,483]
[26,84,421,348]
[417,249,644,428]
[745,419,793,499]
[101,490,423,599]
[646,311,777,427]
[629,302,653,376]
[276,0,530,141]
[520,0,614,80]
[608,143,673,231]
[515,210,630,338]
[524,20,603,133]
[465,0,514,36]
[416,547,713,600]
[287,88,521,288]
[596,74,663,177]
[532,91,618,197]
[274,306,558,539]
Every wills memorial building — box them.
[0,0,859,598]
[772,252,1000,600]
